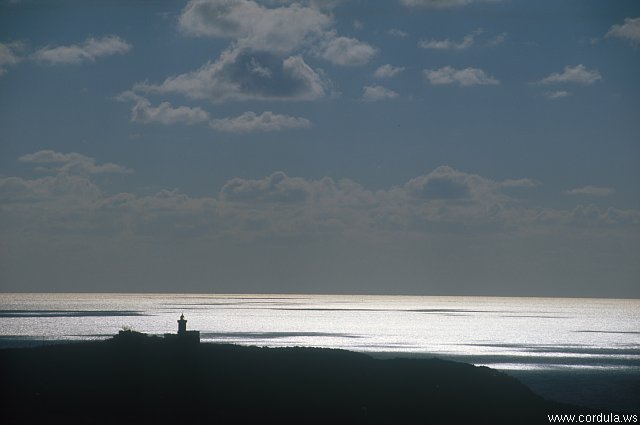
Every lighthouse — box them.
[178,313,187,335]
[164,313,200,344]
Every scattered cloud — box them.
[18,150,132,175]
[362,85,399,102]
[396,166,542,229]
[486,32,507,46]
[536,64,601,85]
[605,17,640,46]
[0,174,102,204]
[118,91,312,131]
[406,167,473,201]
[135,48,330,102]
[544,90,570,100]
[144,0,375,112]
[178,0,331,55]
[373,64,405,79]
[516,204,640,229]
[31,35,131,65]
[419,29,481,50]
[499,178,539,189]
[215,166,539,231]
[117,92,210,125]
[387,28,408,38]
[404,165,522,202]
[566,186,615,197]
[0,42,23,75]
[317,32,377,66]
[221,171,313,203]
[419,29,507,49]
[210,111,312,133]
[3,153,637,248]
[401,0,501,8]
[424,66,499,86]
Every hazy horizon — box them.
[1,0,639,297]
[1,291,639,300]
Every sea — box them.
[1,293,638,412]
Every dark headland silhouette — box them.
[0,315,605,424]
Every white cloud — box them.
[419,29,481,50]
[96,189,220,237]
[118,92,312,132]
[387,28,408,38]
[317,32,377,66]
[424,66,499,86]
[3,155,639,295]
[486,32,507,46]
[32,35,131,65]
[362,85,399,102]
[216,166,532,231]
[282,55,330,97]
[499,178,539,189]
[197,172,376,236]
[19,150,132,175]
[0,42,22,75]
[82,36,130,58]
[537,64,602,85]
[219,171,374,210]
[566,186,615,197]
[544,90,570,99]
[405,166,506,201]
[211,111,312,133]
[419,29,506,49]
[401,0,500,8]
[606,17,640,46]
[538,204,640,228]
[374,64,405,79]
[396,166,542,229]
[0,175,219,241]
[135,47,330,103]
[0,174,102,204]
[178,0,331,54]
[117,92,210,125]
[133,101,210,126]
[146,0,374,107]
[221,171,313,203]
[510,204,640,230]
[3,156,637,250]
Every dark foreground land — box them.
[1,334,596,425]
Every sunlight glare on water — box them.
[0,293,638,372]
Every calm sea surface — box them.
[1,293,638,372]
[1,294,639,411]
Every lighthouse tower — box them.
[165,313,200,344]
[178,313,187,335]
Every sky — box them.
[1,0,639,297]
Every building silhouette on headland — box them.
[115,314,200,345]
[164,314,200,344]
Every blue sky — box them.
[1,0,639,296]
